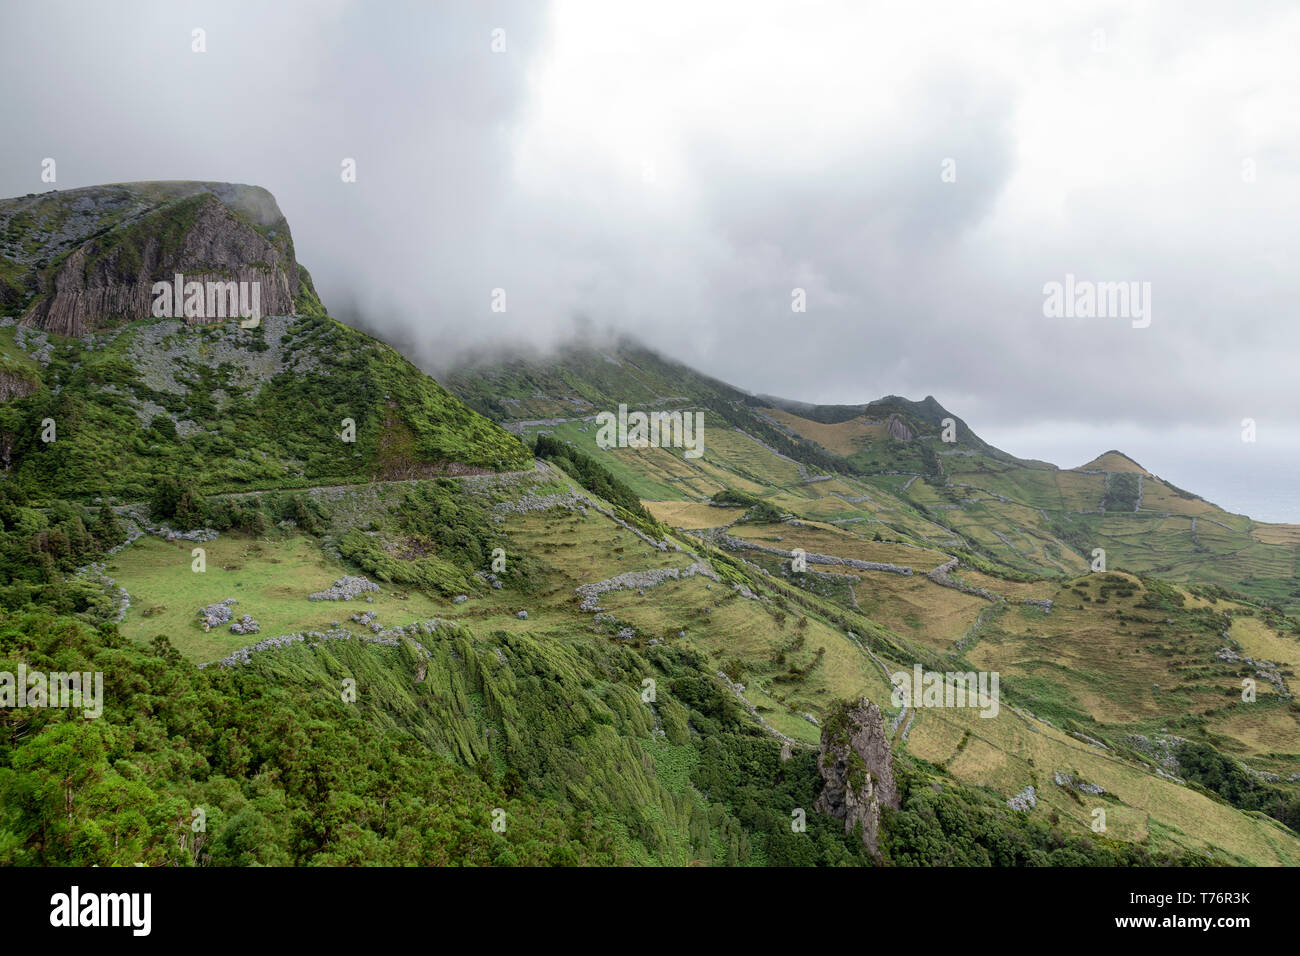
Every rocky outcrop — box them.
[199,598,238,631]
[1121,733,1185,775]
[229,614,260,635]
[885,413,913,441]
[1216,646,1291,699]
[1053,771,1105,796]
[9,183,301,337]
[0,368,38,402]
[813,697,899,857]
[309,575,380,602]
[1007,785,1037,812]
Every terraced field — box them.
[438,342,1300,863]
[95,453,1300,864]
[111,533,449,662]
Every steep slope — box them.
[444,338,850,477]
[14,454,1277,865]
[1,181,311,335]
[1,184,1296,869]
[0,183,531,500]
[444,347,1300,861]
[445,338,1300,614]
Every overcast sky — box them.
[3,1,1298,518]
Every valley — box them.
[0,182,1296,868]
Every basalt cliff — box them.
[0,181,313,336]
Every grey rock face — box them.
[15,185,299,337]
[813,698,899,858]
[885,413,913,441]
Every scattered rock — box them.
[198,598,238,630]
[229,614,260,635]
[1007,785,1037,812]
[1053,771,1105,795]
[308,575,380,602]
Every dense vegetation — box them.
[338,479,538,596]
[0,315,530,504]
[2,605,1208,867]
[0,610,873,866]
[1176,741,1300,830]
[0,486,126,618]
[1101,472,1141,512]
[883,760,1213,866]
[533,433,659,531]
[710,488,761,508]
[0,612,620,865]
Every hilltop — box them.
[0,183,531,500]
[1074,450,1154,476]
[0,181,314,335]
[445,338,1300,614]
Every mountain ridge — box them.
[0,180,1296,869]
[443,336,1300,613]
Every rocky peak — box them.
[813,697,899,857]
[1,182,304,336]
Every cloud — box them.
[2,0,1298,513]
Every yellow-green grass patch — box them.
[111,533,447,662]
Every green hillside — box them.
[446,340,1300,615]
[0,314,529,502]
[0,183,530,501]
[2,185,1297,869]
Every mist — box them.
[2,0,1297,516]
